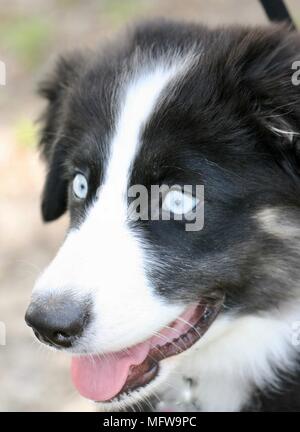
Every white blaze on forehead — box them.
[104,65,181,199]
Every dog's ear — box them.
[41,144,68,222]
[38,53,84,222]
[229,25,300,177]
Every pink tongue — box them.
[71,306,199,402]
[71,342,150,401]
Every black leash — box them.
[260,0,296,29]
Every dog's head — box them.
[25,21,300,409]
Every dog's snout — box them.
[25,295,90,348]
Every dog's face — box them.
[25,22,300,409]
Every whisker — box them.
[163,325,188,350]
[143,394,156,411]
[176,316,202,339]
[149,389,162,406]
[152,330,186,353]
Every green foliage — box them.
[0,16,52,69]
[14,118,38,149]
[102,0,146,25]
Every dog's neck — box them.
[158,307,300,411]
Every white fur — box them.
[152,307,299,412]
[257,207,300,240]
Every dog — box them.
[25,20,300,411]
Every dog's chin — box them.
[70,299,223,409]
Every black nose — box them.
[25,295,90,348]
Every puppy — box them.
[26,20,300,411]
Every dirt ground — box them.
[0,0,299,412]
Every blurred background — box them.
[0,0,299,412]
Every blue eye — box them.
[72,173,88,200]
[162,190,199,215]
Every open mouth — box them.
[71,299,223,402]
